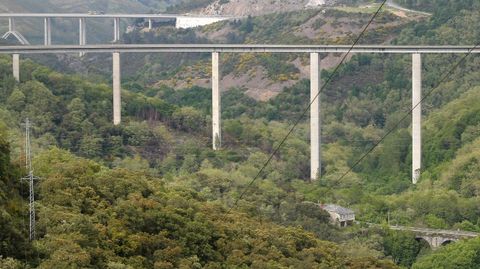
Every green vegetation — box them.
[166,0,212,13]
[394,0,480,16]
[413,237,480,269]
[383,230,429,267]
[30,148,354,268]
[0,123,33,263]
[0,126,400,268]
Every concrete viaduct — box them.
[0,13,234,46]
[389,225,479,249]
[1,44,479,182]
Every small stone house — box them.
[320,204,355,227]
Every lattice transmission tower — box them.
[21,118,38,241]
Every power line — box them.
[225,0,390,215]
[335,41,480,183]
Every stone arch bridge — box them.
[389,225,479,249]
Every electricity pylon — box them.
[21,118,38,241]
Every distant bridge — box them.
[0,43,479,182]
[389,225,479,249]
[0,13,235,46]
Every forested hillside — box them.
[1,140,401,268]
[0,0,480,268]
[393,0,478,14]
[0,60,401,267]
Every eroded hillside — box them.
[201,0,331,16]
[140,6,426,100]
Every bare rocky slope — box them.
[201,0,334,16]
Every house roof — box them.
[321,204,354,215]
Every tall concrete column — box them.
[412,53,422,184]
[113,17,120,42]
[79,18,86,56]
[8,17,15,31]
[79,18,86,45]
[44,17,52,45]
[12,54,19,82]
[310,53,321,180]
[112,52,121,125]
[212,52,221,150]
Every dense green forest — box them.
[1,1,480,268]
[0,66,400,267]
[1,143,401,268]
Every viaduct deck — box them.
[0,44,479,54]
[389,225,479,238]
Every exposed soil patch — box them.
[151,3,425,101]
[201,0,329,16]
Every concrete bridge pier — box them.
[310,53,321,180]
[8,17,15,32]
[12,54,19,82]
[44,17,52,45]
[112,52,121,125]
[412,53,422,184]
[79,18,86,56]
[113,17,120,42]
[212,52,221,150]
[148,19,153,30]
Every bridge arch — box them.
[416,236,458,249]
[415,237,432,249]
[388,225,478,249]
[440,239,454,246]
